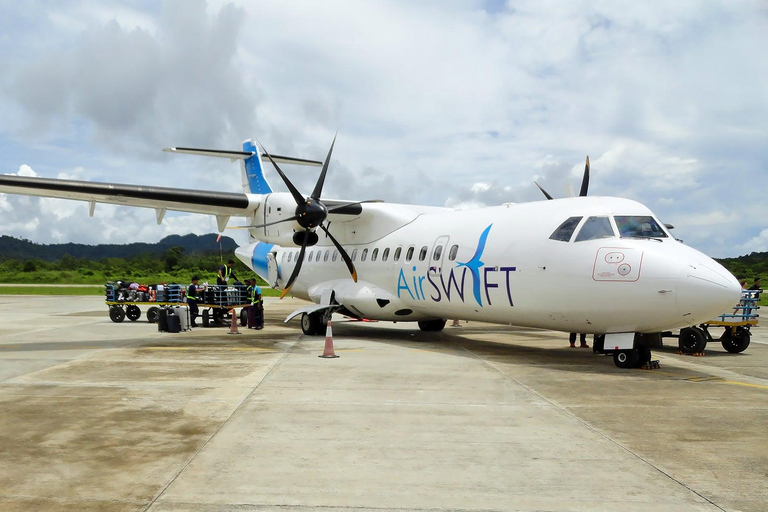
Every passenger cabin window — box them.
[448,245,458,261]
[308,250,314,261]
[406,246,415,262]
[574,216,615,242]
[316,251,321,262]
[433,245,443,261]
[372,248,378,261]
[419,246,428,261]
[323,250,329,262]
[394,247,402,261]
[332,250,338,262]
[288,252,292,263]
[382,248,390,261]
[351,249,358,261]
[550,216,583,242]
[361,248,368,261]
[614,216,668,238]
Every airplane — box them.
[0,137,742,368]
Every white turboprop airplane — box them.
[0,137,742,368]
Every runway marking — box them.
[685,376,725,383]
[720,380,768,390]
[141,346,277,352]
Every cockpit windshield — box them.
[614,216,668,238]
[574,216,615,242]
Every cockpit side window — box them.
[614,216,668,238]
[574,216,615,242]
[549,216,583,242]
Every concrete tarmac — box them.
[0,295,765,512]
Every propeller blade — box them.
[255,138,306,206]
[579,156,590,197]
[326,199,379,213]
[320,223,358,282]
[280,230,310,299]
[534,181,554,200]
[227,215,300,230]
[311,132,337,200]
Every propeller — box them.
[253,135,359,298]
[534,156,590,200]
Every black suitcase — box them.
[158,308,169,332]
[166,314,181,333]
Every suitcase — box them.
[158,308,169,332]
[171,306,190,331]
[226,287,239,306]
[166,314,181,333]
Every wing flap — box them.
[0,175,258,216]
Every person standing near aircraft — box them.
[187,276,205,327]
[569,333,588,348]
[246,278,263,329]
[218,260,238,286]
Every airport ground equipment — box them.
[105,283,252,327]
[661,289,760,354]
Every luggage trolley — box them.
[664,289,761,354]
[104,283,184,323]
[195,284,252,327]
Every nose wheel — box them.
[612,345,652,369]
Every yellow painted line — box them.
[720,380,768,390]
[141,346,276,352]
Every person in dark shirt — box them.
[217,260,238,286]
[187,276,206,327]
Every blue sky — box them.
[0,0,766,257]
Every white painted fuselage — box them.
[236,194,741,334]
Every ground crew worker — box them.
[217,260,238,286]
[246,278,263,329]
[187,276,205,327]
[569,332,588,348]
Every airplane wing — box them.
[0,174,257,218]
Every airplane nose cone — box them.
[677,262,741,324]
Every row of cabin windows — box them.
[283,244,460,264]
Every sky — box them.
[0,0,766,258]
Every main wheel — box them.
[635,344,652,367]
[146,306,160,323]
[679,327,707,354]
[109,306,126,323]
[418,319,447,332]
[240,309,248,327]
[301,312,323,335]
[613,349,639,369]
[126,305,141,322]
[722,327,750,353]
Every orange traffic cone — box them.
[228,308,241,335]
[319,320,339,358]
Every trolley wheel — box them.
[613,349,639,369]
[240,308,248,326]
[679,327,707,354]
[722,327,751,353]
[202,310,210,328]
[146,306,160,324]
[109,306,126,323]
[126,305,141,322]
[301,312,323,335]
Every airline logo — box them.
[397,224,516,307]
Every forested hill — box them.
[716,251,768,281]
[0,234,239,261]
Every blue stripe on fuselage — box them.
[251,242,274,280]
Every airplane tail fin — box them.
[163,140,323,195]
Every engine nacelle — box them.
[250,192,306,246]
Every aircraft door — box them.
[430,235,450,275]
[267,251,279,288]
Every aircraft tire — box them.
[146,306,160,323]
[635,344,652,367]
[722,327,750,353]
[301,312,323,335]
[109,306,126,323]
[418,319,447,332]
[126,305,141,322]
[679,327,707,354]
[613,349,639,369]
[240,309,248,326]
